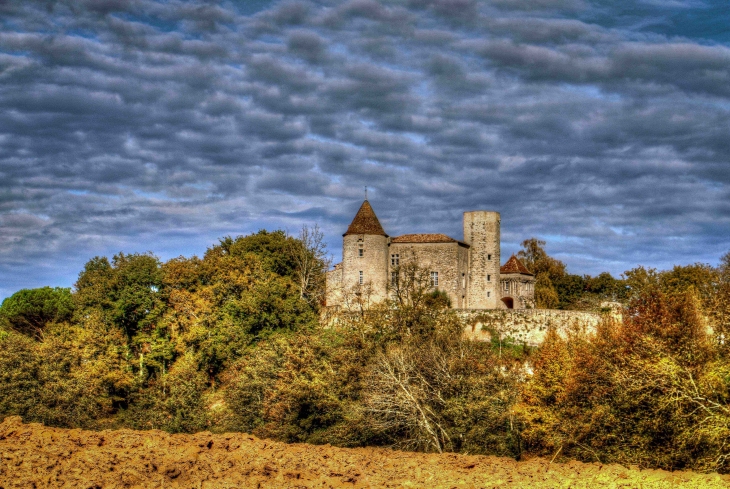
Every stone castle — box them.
[326,200,535,310]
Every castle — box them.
[325,200,535,310]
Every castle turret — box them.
[463,211,500,309]
[341,200,389,302]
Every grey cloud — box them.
[270,1,312,26]
[486,17,615,44]
[475,38,730,97]
[287,29,328,62]
[326,63,417,113]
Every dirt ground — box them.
[1,416,728,488]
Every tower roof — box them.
[344,200,388,237]
[501,255,533,275]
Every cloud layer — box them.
[1,0,729,298]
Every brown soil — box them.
[1,416,727,488]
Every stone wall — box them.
[457,308,612,347]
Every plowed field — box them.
[1,416,727,488]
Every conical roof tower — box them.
[343,200,388,236]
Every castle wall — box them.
[458,309,607,346]
[388,242,469,308]
[322,308,614,347]
[463,211,501,309]
[342,234,388,303]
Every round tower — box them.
[463,211,501,309]
[342,200,389,303]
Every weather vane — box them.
[365,186,368,200]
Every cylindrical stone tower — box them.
[342,200,389,302]
[463,211,501,309]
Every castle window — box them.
[487,274,491,282]
[358,244,364,257]
[430,271,439,287]
[462,274,465,288]
[391,271,397,286]
[359,271,363,285]
[488,254,492,260]
[391,254,399,266]
[504,282,509,291]
[487,291,490,297]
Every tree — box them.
[0,331,43,420]
[519,286,730,472]
[517,238,566,281]
[215,230,299,278]
[74,252,164,339]
[585,272,626,302]
[362,318,518,455]
[0,287,74,339]
[554,274,586,309]
[518,238,566,309]
[289,224,330,307]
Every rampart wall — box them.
[322,307,618,347]
[457,309,614,346]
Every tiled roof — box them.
[391,233,460,244]
[344,200,388,236]
[500,255,533,275]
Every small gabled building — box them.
[499,255,536,309]
[325,200,535,310]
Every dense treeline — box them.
[1,231,729,473]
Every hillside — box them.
[1,416,727,489]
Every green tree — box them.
[554,274,586,309]
[120,352,210,433]
[216,230,300,278]
[518,238,567,309]
[0,287,74,338]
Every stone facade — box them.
[325,200,536,310]
[388,240,470,308]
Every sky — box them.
[1,0,729,300]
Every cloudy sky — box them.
[1,0,729,299]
